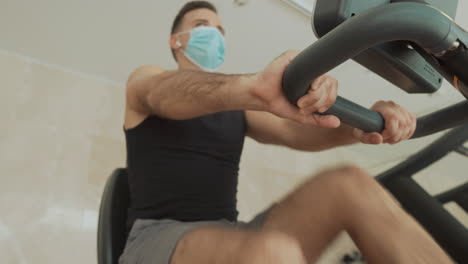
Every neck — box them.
[176,51,203,71]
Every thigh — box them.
[119,219,238,264]
[170,206,292,264]
[171,223,308,264]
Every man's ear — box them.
[169,35,182,50]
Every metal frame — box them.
[283,1,468,133]
[282,0,468,262]
[376,124,468,262]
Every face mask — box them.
[176,26,225,72]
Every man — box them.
[120,1,452,264]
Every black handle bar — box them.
[322,97,385,133]
[282,2,460,135]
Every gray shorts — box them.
[119,208,271,264]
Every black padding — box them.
[97,168,130,264]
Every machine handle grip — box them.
[322,96,385,133]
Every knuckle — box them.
[406,117,413,126]
[406,119,412,127]
[398,119,405,126]
[386,114,398,122]
[321,78,330,88]
[372,101,385,110]
[333,85,338,94]
[406,131,412,139]
[310,93,322,102]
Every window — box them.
[281,0,314,17]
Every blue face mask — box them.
[177,26,225,72]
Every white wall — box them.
[0,0,467,263]
[1,0,467,81]
[0,0,312,82]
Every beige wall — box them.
[0,50,126,263]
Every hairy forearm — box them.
[146,70,261,120]
[285,120,359,152]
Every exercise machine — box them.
[282,0,468,262]
[97,1,468,263]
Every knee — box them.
[241,231,306,264]
[319,165,402,218]
[331,165,375,191]
[307,164,387,208]
[309,165,375,193]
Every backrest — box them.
[97,168,130,264]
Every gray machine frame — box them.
[313,0,458,95]
[282,0,468,132]
[281,0,468,262]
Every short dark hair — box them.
[170,1,218,61]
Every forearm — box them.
[147,70,261,120]
[284,120,359,151]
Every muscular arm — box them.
[246,100,417,151]
[126,53,415,145]
[125,52,341,130]
[246,111,358,152]
[126,65,261,121]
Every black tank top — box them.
[124,111,246,231]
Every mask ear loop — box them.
[174,30,190,52]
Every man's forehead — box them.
[183,8,222,25]
[182,8,224,34]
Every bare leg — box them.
[171,228,306,264]
[169,165,451,264]
[262,165,452,263]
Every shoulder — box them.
[125,66,166,128]
[127,65,166,87]
[126,65,166,105]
